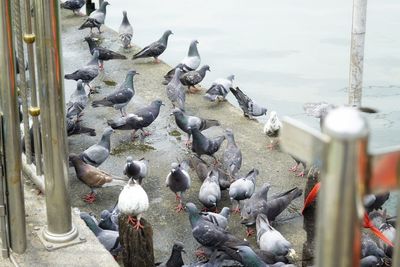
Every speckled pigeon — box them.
[179,65,210,93]
[79,127,113,167]
[204,75,234,102]
[66,80,88,118]
[201,207,230,230]
[166,68,186,111]
[78,1,109,33]
[119,11,133,49]
[132,30,173,63]
[92,70,137,116]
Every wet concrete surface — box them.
[61,10,308,266]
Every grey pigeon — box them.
[229,168,258,213]
[66,80,88,118]
[78,1,109,33]
[230,87,267,118]
[236,246,295,267]
[256,214,295,259]
[80,212,121,256]
[170,108,220,146]
[64,50,99,91]
[190,127,225,160]
[166,161,191,212]
[240,184,303,227]
[179,65,210,93]
[223,128,242,179]
[119,11,133,49]
[199,169,221,211]
[360,255,381,267]
[91,70,137,116]
[201,207,230,230]
[60,0,85,15]
[289,155,307,177]
[107,99,164,139]
[166,68,186,111]
[132,30,173,63]
[67,114,96,136]
[79,127,114,167]
[83,37,127,70]
[98,207,119,231]
[204,75,234,102]
[263,111,282,150]
[186,202,249,262]
[164,40,200,82]
[69,153,114,203]
[378,222,395,257]
[363,192,390,212]
[361,233,386,260]
[156,241,186,267]
[123,156,148,184]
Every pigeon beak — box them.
[135,73,140,75]
[169,112,174,116]
[161,103,165,106]
[182,249,186,254]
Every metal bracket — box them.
[35,225,86,251]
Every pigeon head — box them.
[170,108,183,116]
[164,30,173,36]
[235,246,260,264]
[220,207,230,218]
[80,212,101,235]
[126,156,133,163]
[207,195,217,206]
[160,30,173,44]
[126,69,139,77]
[100,209,111,219]
[152,99,164,107]
[68,153,80,164]
[227,74,235,81]
[224,128,234,139]
[240,205,256,226]
[103,127,114,136]
[172,241,185,253]
[185,202,199,215]
[170,162,179,172]
[123,10,127,17]
[100,1,110,8]
[201,65,211,72]
[188,40,199,56]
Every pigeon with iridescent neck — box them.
[123,156,148,184]
[132,30,173,63]
[166,160,191,212]
[119,11,133,49]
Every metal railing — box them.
[0,0,83,257]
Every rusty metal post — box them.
[316,107,368,267]
[33,0,80,248]
[0,0,27,254]
[348,0,368,107]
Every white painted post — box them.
[348,0,368,107]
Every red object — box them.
[363,213,394,247]
[301,182,321,214]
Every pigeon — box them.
[363,192,390,212]
[67,114,96,136]
[230,87,267,118]
[170,108,220,146]
[240,184,302,228]
[360,255,381,267]
[361,233,386,260]
[189,156,210,182]
[198,169,221,211]
[201,207,230,230]
[83,37,127,70]
[256,214,295,259]
[118,178,149,230]
[156,241,186,267]
[79,127,114,167]
[184,251,226,267]
[107,99,164,139]
[288,155,307,177]
[264,111,282,150]
[60,0,85,16]
[166,68,186,111]
[66,80,88,118]
[64,50,99,91]
[164,40,200,82]
[123,156,148,184]
[91,70,137,116]
[378,222,395,257]
[69,153,114,203]
[190,127,225,160]
[98,207,119,231]
[80,212,121,255]
[132,30,173,63]
[179,65,210,93]
[235,246,295,267]
[223,128,242,179]
[166,160,191,212]
[78,1,109,33]
[204,75,234,102]
[119,11,133,49]
[186,202,249,260]
[229,168,258,214]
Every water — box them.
[99,0,400,150]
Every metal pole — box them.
[348,0,368,107]
[23,0,43,175]
[316,107,368,267]
[33,0,78,243]
[0,0,27,254]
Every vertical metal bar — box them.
[13,0,32,165]
[316,107,368,267]
[33,0,78,242]
[348,0,368,107]
[23,0,43,175]
[0,0,27,254]
[0,115,10,258]
[392,196,400,266]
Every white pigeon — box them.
[118,179,149,230]
[263,111,282,150]
[180,40,201,72]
